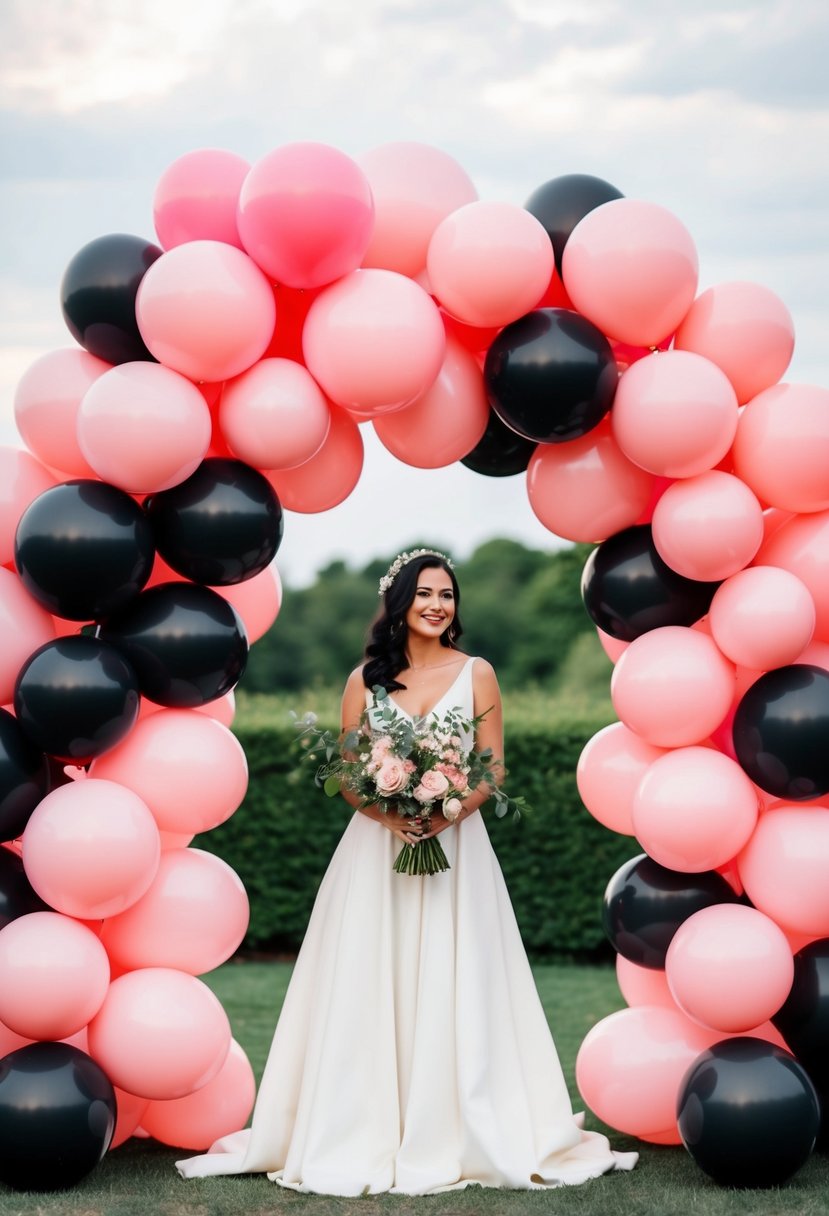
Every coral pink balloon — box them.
[665,904,793,1032]
[576,722,665,835]
[89,709,248,836]
[738,807,829,935]
[612,351,739,479]
[0,447,57,566]
[13,349,108,476]
[526,417,656,544]
[651,471,764,581]
[219,358,331,471]
[87,967,231,1100]
[610,626,736,747]
[426,201,554,328]
[632,745,759,872]
[674,281,795,405]
[238,142,375,289]
[0,1019,31,1057]
[77,361,212,493]
[0,912,110,1039]
[756,509,829,641]
[111,1087,150,1149]
[213,563,282,644]
[615,956,675,1009]
[193,688,236,727]
[22,779,160,919]
[596,628,629,664]
[0,568,56,703]
[562,199,698,346]
[153,148,250,250]
[136,240,276,382]
[732,383,829,513]
[358,141,478,278]
[303,269,445,415]
[796,640,829,671]
[373,337,488,467]
[139,1038,255,1151]
[267,405,363,513]
[709,566,816,670]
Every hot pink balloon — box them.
[562,199,698,346]
[612,350,739,479]
[303,269,445,415]
[140,1038,255,1151]
[219,357,331,471]
[738,807,829,936]
[709,566,816,670]
[754,509,829,641]
[267,405,363,513]
[0,568,56,704]
[213,563,282,645]
[651,470,764,581]
[615,956,675,1009]
[576,722,665,835]
[674,281,795,405]
[13,349,108,476]
[732,382,829,513]
[153,148,250,250]
[237,142,375,289]
[136,240,276,382]
[0,447,58,567]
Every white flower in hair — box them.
[378,549,454,596]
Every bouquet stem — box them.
[393,823,450,876]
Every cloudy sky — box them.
[2,0,828,585]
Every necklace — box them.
[405,657,462,674]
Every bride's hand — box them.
[379,809,424,845]
[418,810,453,839]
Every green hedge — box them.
[195,708,638,961]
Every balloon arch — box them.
[1,140,828,1190]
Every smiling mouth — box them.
[422,615,444,623]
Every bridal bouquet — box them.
[293,688,526,876]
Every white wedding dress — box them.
[177,657,636,1194]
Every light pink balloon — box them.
[665,904,793,1032]
[89,709,248,836]
[139,1038,255,1151]
[576,722,665,835]
[754,510,829,641]
[358,141,478,278]
[111,1087,151,1149]
[237,142,375,289]
[674,281,795,405]
[267,405,364,513]
[373,336,488,467]
[0,568,56,704]
[0,912,110,1040]
[610,626,736,747]
[77,361,212,492]
[213,564,282,644]
[615,956,676,1009]
[562,199,698,346]
[738,807,829,935]
[612,351,739,479]
[732,382,829,513]
[0,447,58,566]
[426,201,554,328]
[651,471,764,581]
[596,627,629,664]
[22,779,160,919]
[87,967,231,1100]
[526,416,655,544]
[632,746,759,872]
[13,349,109,476]
[136,240,276,382]
[303,269,445,415]
[153,148,250,250]
[709,566,816,670]
[219,357,331,470]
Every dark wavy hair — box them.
[362,555,463,692]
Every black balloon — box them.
[732,664,829,800]
[460,408,537,477]
[602,853,739,969]
[15,480,155,621]
[0,848,50,930]
[0,1043,116,1192]
[581,524,721,641]
[484,309,617,444]
[677,1038,820,1188]
[773,939,829,1092]
[14,636,140,763]
[100,582,248,707]
[60,232,161,364]
[0,709,49,842]
[145,458,283,586]
[524,173,624,273]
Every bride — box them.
[177,548,636,1194]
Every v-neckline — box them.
[387,656,472,720]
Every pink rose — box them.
[444,797,463,822]
[371,737,393,762]
[412,768,450,803]
[375,759,409,796]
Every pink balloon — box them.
[738,807,829,936]
[732,382,829,513]
[266,405,363,513]
[0,568,56,703]
[796,640,829,671]
[526,417,655,544]
[615,956,676,1009]
[576,722,665,835]
[612,351,739,479]
[303,269,445,415]
[0,447,58,566]
[237,142,375,289]
[0,912,110,1040]
[709,566,816,670]
[111,1087,150,1150]
[153,148,250,250]
[610,626,736,747]
[87,967,231,1100]
[426,201,554,328]
[596,627,629,664]
[373,336,488,467]
[140,1038,255,1151]
[89,709,248,836]
[13,349,108,476]
[213,564,282,645]
[22,779,160,919]
[754,510,829,641]
[651,471,764,582]
[219,358,331,471]
[562,199,698,346]
[632,746,759,872]
[674,281,795,405]
[665,904,793,1032]
[77,361,212,493]
[193,688,237,727]
[136,240,276,382]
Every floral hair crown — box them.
[378,549,454,596]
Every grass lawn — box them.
[0,961,826,1216]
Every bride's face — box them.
[405,566,456,643]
